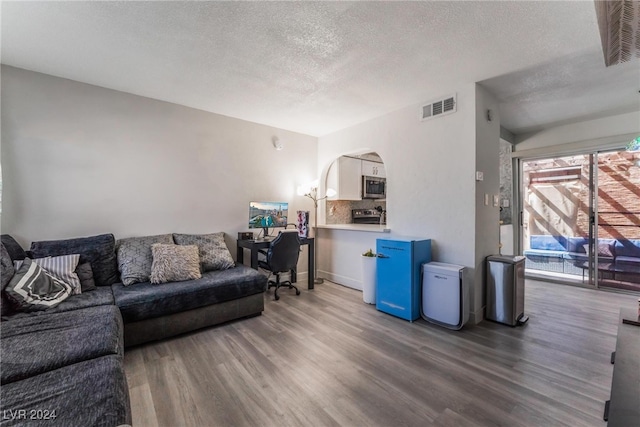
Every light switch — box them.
[484,194,489,206]
[493,195,499,207]
[476,171,484,181]
[502,199,510,208]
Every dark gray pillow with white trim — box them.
[5,258,73,312]
[14,254,81,295]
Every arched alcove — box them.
[323,151,387,226]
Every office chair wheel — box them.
[274,292,280,301]
[295,289,300,295]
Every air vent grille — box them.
[419,93,457,121]
[432,101,443,116]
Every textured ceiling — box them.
[2,1,638,137]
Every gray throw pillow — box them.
[173,232,235,271]
[76,262,97,292]
[150,243,202,284]
[5,258,72,312]
[117,234,174,286]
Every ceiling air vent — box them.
[419,93,456,121]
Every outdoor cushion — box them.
[529,235,567,251]
[1,305,123,384]
[566,237,589,253]
[2,286,114,321]
[0,355,131,427]
[614,256,640,273]
[563,252,614,263]
[523,249,566,258]
[112,264,266,323]
[30,233,119,287]
[613,239,640,258]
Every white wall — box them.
[515,111,639,151]
[1,66,318,274]
[317,83,484,320]
[500,224,514,255]
[473,84,501,319]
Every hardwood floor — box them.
[123,280,638,427]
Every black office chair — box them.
[258,231,301,300]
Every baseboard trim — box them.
[318,270,362,291]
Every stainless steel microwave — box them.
[362,176,386,199]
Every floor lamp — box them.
[298,180,336,285]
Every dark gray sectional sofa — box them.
[0,233,267,427]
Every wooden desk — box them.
[237,237,315,290]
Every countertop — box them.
[317,224,390,233]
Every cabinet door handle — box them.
[377,253,389,258]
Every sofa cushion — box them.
[15,254,82,295]
[116,234,173,286]
[30,233,119,287]
[5,258,73,312]
[150,243,202,284]
[76,262,97,292]
[1,243,15,317]
[613,239,640,258]
[529,235,567,251]
[0,355,131,427]
[1,243,15,288]
[1,305,123,384]
[2,286,114,321]
[1,235,27,261]
[112,264,266,323]
[173,232,235,271]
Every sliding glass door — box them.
[520,149,640,292]
[595,150,640,292]
[521,154,595,285]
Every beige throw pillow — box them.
[150,244,202,284]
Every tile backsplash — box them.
[326,200,387,224]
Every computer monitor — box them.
[248,201,289,238]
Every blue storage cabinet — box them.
[376,237,432,321]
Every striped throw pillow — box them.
[14,254,81,295]
[5,258,72,311]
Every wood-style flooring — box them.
[123,279,639,427]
